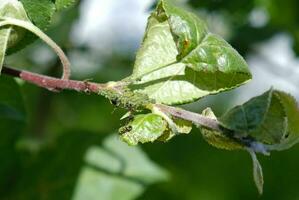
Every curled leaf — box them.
[172,118,192,134]
[130,0,251,105]
[267,91,299,151]
[120,111,193,145]
[199,107,265,194]
[220,89,299,150]
[158,117,192,142]
[120,114,167,146]
[200,108,243,150]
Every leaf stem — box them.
[0,18,71,80]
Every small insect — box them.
[127,114,134,122]
[83,79,93,94]
[284,132,290,139]
[125,102,135,110]
[110,97,120,107]
[119,125,132,135]
[183,39,190,49]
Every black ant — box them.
[119,125,132,135]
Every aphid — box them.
[125,102,135,110]
[284,132,290,139]
[110,97,120,107]
[83,79,93,94]
[127,114,134,122]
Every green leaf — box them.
[220,90,273,135]
[6,0,77,53]
[0,29,10,73]
[200,108,243,150]
[172,117,192,134]
[220,89,288,144]
[5,0,55,53]
[20,0,55,30]
[267,91,299,151]
[130,0,251,105]
[0,0,30,44]
[0,0,30,72]
[157,117,192,142]
[55,0,77,11]
[73,134,168,200]
[248,149,264,195]
[220,89,299,149]
[120,114,168,145]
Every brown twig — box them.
[2,65,222,132]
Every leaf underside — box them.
[0,28,10,73]
[200,108,243,150]
[120,114,168,146]
[120,113,193,146]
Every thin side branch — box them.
[155,104,221,131]
[2,66,222,131]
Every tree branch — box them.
[2,65,222,132]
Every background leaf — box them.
[72,134,168,200]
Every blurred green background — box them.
[1,0,299,199]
